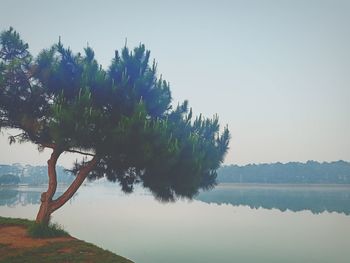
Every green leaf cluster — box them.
[0,28,230,201]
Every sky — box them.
[0,0,349,167]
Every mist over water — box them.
[1,183,350,263]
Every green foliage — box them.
[0,27,230,201]
[27,221,69,238]
[0,174,20,185]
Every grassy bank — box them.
[0,216,133,263]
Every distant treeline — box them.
[1,160,350,185]
[0,164,73,185]
[217,160,350,184]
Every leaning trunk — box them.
[36,151,98,225]
[36,148,61,224]
[36,195,52,225]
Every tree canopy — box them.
[0,27,229,222]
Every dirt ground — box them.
[0,223,133,262]
[0,225,75,249]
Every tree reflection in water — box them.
[0,187,74,207]
[197,184,350,215]
[1,184,350,215]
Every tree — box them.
[0,28,230,224]
[0,174,20,185]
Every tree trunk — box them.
[50,155,98,212]
[35,152,98,225]
[36,148,61,224]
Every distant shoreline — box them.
[2,160,350,186]
[2,182,350,189]
[216,182,350,189]
[218,160,350,184]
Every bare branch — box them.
[66,149,95,157]
[39,145,95,156]
[7,132,25,138]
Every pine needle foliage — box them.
[0,28,230,201]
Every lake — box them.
[1,183,350,263]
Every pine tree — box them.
[0,28,230,224]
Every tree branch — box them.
[65,149,95,157]
[50,155,99,213]
[39,144,95,156]
[41,143,56,149]
[8,132,24,138]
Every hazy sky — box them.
[0,0,349,166]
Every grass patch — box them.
[27,222,69,238]
[0,243,9,249]
[0,216,68,238]
[0,216,33,228]
[0,240,133,263]
[0,216,133,262]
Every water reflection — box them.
[197,184,350,215]
[1,184,350,263]
[1,184,350,215]
[0,186,69,207]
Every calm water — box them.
[1,183,350,263]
